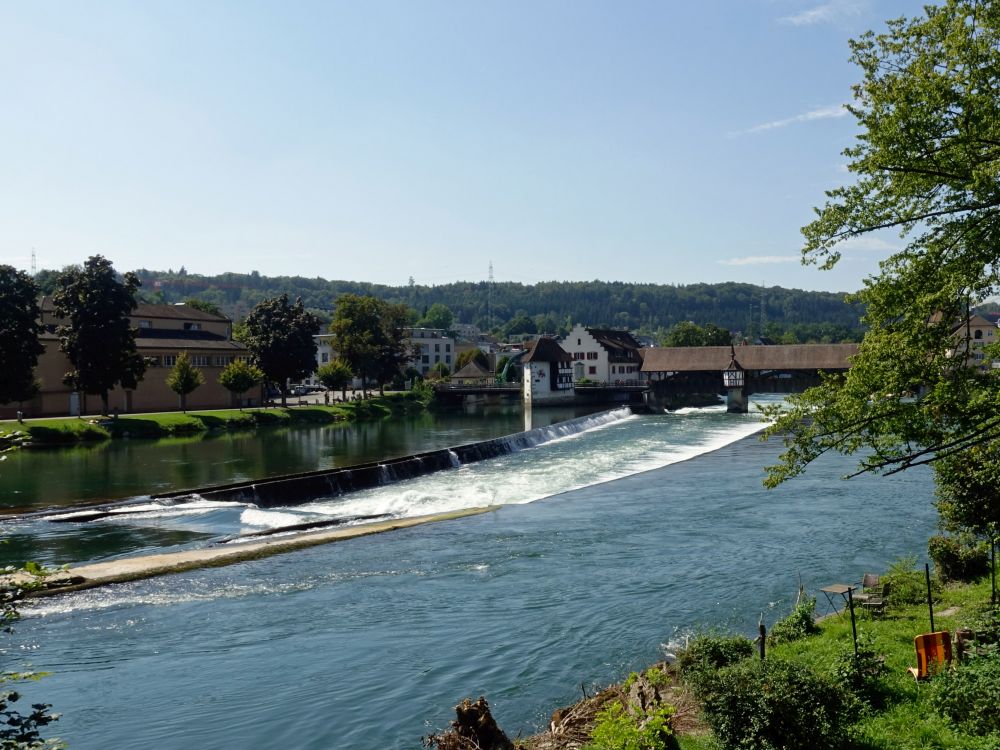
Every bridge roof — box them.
[639,343,858,372]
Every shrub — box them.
[961,604,1000,646]
[2,567,64,749]
[931,652,1000,736]
[928,534,991,582]
[583,699,679,750]
[833,633,889,710]
[693,658,850,750]
[767,596,819,645]
[883,555,938,607]
[675,633,755,676]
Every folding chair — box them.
[908,631,952,680]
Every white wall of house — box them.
[562,325,610,383]
[405,328,456,375]
[522,361,574,404]
[303,333,363,388]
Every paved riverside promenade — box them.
[10,507,497,598]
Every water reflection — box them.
[0,405,601,511]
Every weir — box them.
[150,407,637,509]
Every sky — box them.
[1,0,928,293]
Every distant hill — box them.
[96,269,862,341]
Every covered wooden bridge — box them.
[640,343,859,412]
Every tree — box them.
[662,321,703,347]
[2,567,63,749]
[165,351,205,412]
[661,321,732,347]
[763,0,1000,487]
[454,348,489,371]
[416,302,454,331]
[316,359,354,401]
[53,255,146,415]
[504,314,536,337]
[218,359,264,409]
[183,298,222,317]
[242,295,320,407]
[428,362,450,380]
[934,442,1000,538]
[373,302,417,395]
[330,294,414,396]
[0,266,44,406]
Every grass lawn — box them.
[0,392,428,445]
[672,573,1000,750]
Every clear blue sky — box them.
[1,0,925,292]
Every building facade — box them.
[405,328,456,376]
[561,325,642,384]
[522,337,574,405]
[1,301,252,418]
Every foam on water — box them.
[246,406,769,530]
[43,498,246,523]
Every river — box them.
[5,400,937,749]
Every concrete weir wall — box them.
[154,407,634,509]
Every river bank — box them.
[490,570,994,750]
[0,391,429,448]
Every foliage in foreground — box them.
[928,534,991,583]
[691,658,850,750]
[882,555,938,607]
[762,0,1000,487]
[931,652,1000,738]
[1,568,64,749]
[767,596,819,645]
[675,634,754,677]
[832,632,889,711]
[583,699,678,750]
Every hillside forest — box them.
[34,268,867,344]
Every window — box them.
[147,356,161,367]
[183,322,202,331]
[422,355,429,364]
[162,355,177,367]
[587,352,598,360]
[435,355,440,363]
[445,343,451,352]
[192,355,209,367]
[435,343,440,352]
[588,366,596,375]
[975,329,984,340]
[445,355,451,364]
[577,338,581,345]
[321,352,329,363]
[139,320,153,329]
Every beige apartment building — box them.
[0,301,252,419]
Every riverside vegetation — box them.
[427,559,1000,750]
[0,389,432,448]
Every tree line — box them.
[0,256,424,412]
[35,270,867,343]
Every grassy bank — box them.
[480,566,1000,750]
[0,392,430,446]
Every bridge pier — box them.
[726,387,748,413]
